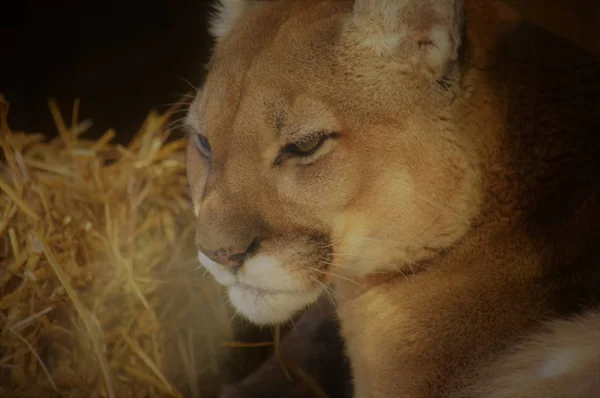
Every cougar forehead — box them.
[186,0,481,325]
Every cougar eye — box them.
[193,133,211,158]
[291,136,324,154]
[274,132,340,166]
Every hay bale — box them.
[0,94,240,398]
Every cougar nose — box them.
[199,238,260,270]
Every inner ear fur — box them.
[346,0,465,80]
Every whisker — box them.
[308,275,339,312]
[162,113,191,128]
[307,275,335,294]
[229,311,240,327]
[289,317,297,333]
[393,265,411,281]
[161,117,189,133]
[318,256,365,273]
[331,263,387,274]
[166,92,197,100]
[319,242,336,249]
[175,75,200,93]
[322,252,424,278]
[309,267,364,288]
[155,99,194,109]
[163,115,187,127]
[165,108,191,116]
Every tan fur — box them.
[185,0,600,396]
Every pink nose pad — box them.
[198,239,259,270]
[218,252,245,269]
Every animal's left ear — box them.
[345,0,464,80]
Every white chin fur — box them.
[228,284,323,325]
[239,254,309,292]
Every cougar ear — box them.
[209,0,249,40]
[346,0,464,80]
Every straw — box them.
[0,94,236,397]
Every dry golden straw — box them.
[0,94,239,397]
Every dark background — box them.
[1,0,214,142]
[2,0,598,143]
